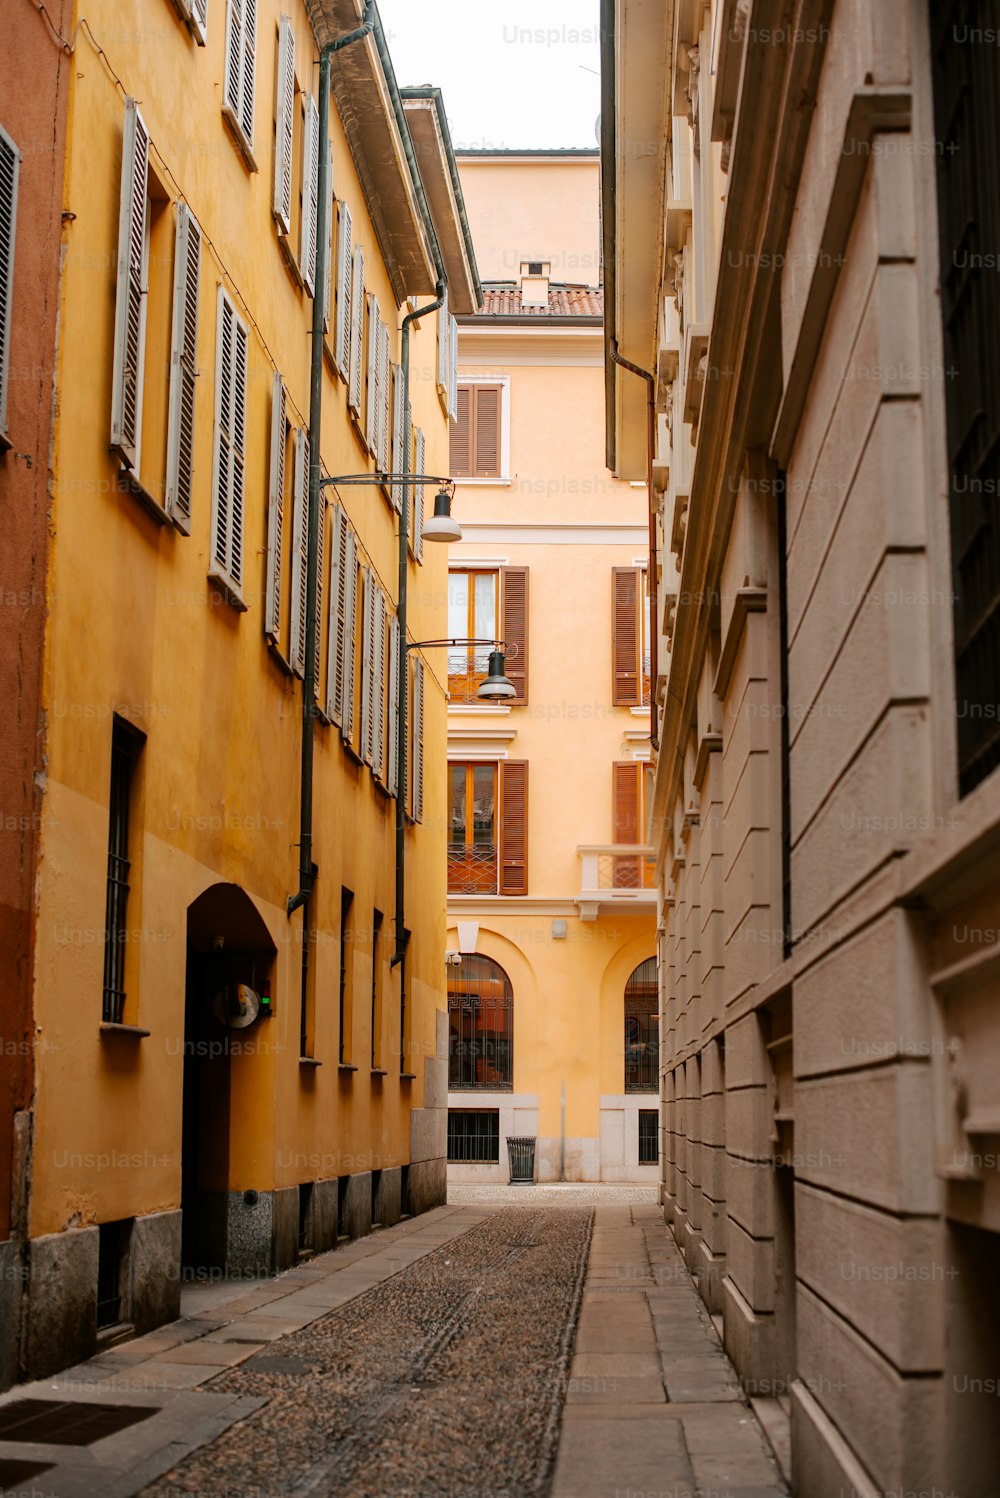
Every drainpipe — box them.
[288,3,375,932]
[611,341,659,751]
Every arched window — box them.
[448,955,513,1090]
[625,957,658,1092]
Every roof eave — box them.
[401,89,483,314]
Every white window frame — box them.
[299,91,319,296]
[223,0,258,170]
[273,13,295,238]
[452,375,512,485]
[164,203,203,533]
[173,0,208,44]
[0,124,21,444]
[348,244,364,415]
[209,285,249,609]
[334,202,353,381]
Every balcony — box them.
[576,844,657,921]
[448,845,498,895]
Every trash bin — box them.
[506,1135,536,1185]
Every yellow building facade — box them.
[444,152,658,1184]
[22,0,477,1381]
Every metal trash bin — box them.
[506,1135,536,1185]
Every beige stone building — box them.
[603,0,1000,1493]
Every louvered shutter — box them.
[0,128,20,437]
[224,0,256,155]
[188,0,208,45]
[474,385,501,477]
[300,93,319,296]
[436,285,449,394]
[265,372,286,640]
[313,491,326,692]
[165,204,202,532]
[378,322,391,472]
[110,99,149,469]
[387,612,400,795]
[322,165,333,334]
[373,588,387,778]
[613,567,642,705]
[412,655,425,822]
[210,287,248,599]
[273,15,294,236]
[365,296,380,454]
[499,761,528,895]
[348,245,364,413]
[390,366,404,510]
[450,386,471,475]
[335,203,352,379]
[342,527,357,741]
[612,761,641,888]
[413,427,425,562]
[448,314,458,420]
[501,567,528,704]
[360,566,374,763]
[326,503,344,720]
[289,427,309,675]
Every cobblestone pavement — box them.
[0,1194,788,1498]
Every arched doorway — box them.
[182,883,276,1273]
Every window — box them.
[360,570,388,777]
[448,956,513,1089]
[97,1220,132,1330]
[448,760,528,896]
[0,124,20,443]
[447,566,528,704]
[264,372,289,644]
[299,92,319,296]
[348,244,365,415]
[930,3,1000,795]
[639,1110,659,1165]
[411,654,425,822]
[102,721,143,1024]
[370,910,383,1070]
[625,958,658,1093]
[272,15,295,238]
[326,502,359,739]
[365,294,390,470]
[612,761,656,889]
[333,202,353,380]
[447,1110,500,1163]
[223,0,257,168]
[164,205,202,532]
[451,383,503,479]
[172,0,207,45]
[209,286,249,607]
[612,567,651,706]
[339,888,353,1065]
[410,427,426,562]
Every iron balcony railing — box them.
[448,843,498,894]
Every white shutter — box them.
[0,126,19,438]
[413,427,425,562]
[224,0,256,157]
[313,491,326,692]
[289,427,309,675]
[110,99,149,469]
[322,164,333,334]
[210,287,248,600]
[326,503,345,721]
[300,92,319,296]
[189,0,208,45]
[264,372,286,640]
[365,294,379,454]
[165,204,202,532]
[334,203,352,379]
[373,587,387,778]
[342,528,357,741]
[412,655,425,823]
[360,566,374,763]
[448,314,459,420]
[273,15,294,236]
[348,245,364,414]
[378,320,391,472]
[436,284,448,394]
[387,612,400,796]
[390,365,404,510]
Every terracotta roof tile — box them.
[474,282,603,318]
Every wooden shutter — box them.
[474,385,500,476]
[413,427,425,561]
[335,203,352,379]
[412,655,425,822]
[448,314,458,420]
[289,427,309,675]
[450,386,471,475]
[360,566,374,763]
[365,294,379,451]
[501,567,528,704]
[499,761,528,896]
[224,0,256,153]
[0,126,20,437]
[342,528,357,741]
[326,503,345,720]
[300,92,319,295]
[436,285,449,393]
[264,372,286,640]
[165,203,202,532]
[273,15,294,236]
[348,245,364,413]
[387,612,400,795]
[613,567,642,705]
[110,99,149,469]
[612,760,642,888]
[210,287,248,598]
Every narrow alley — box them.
[0,1190,785,1498]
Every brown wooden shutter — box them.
[613,567,641,705]
[612,761,641,888]
[474,385,501,476]
[499,760,528,895]
[501,567,528,704]
[450,385,472,474]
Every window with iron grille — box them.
[102,721,142,1024]
[97,1219,131,1329]
[447,1109,500,1163]
[625,957,658,1092]
[931,1,1000,795]
[448,955,513,1090]
[638,1110,659,1165]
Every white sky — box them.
[377,0,602,151]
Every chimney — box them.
[519,260,551,309]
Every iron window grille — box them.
[448,954,513,1089]
[447,1109,500,1163]
[625,957,658,1092]
[639,1110,659,1166]
[102,721,141,1024]
[97,1219,131,1329]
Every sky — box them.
[377,0,602,151]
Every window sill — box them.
[118,468,172,525]
[453,476,511,486]
[338,1062,357,1073]
[0,429,12,453]
[221,105,259,172]
[266,638,295,676]
[207,566,248,612]
[100,1022,151,1039]
[299,1056,322,1068]
[400,1071,417,1081]
[343,741,364,768]
[370,1068,387,1078]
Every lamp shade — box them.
[422,487,462,543]
[478,650,516,700]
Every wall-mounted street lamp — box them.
[316,472,460,544]
[407,638,517,701]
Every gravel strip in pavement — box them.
[142,1205,593,1498]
